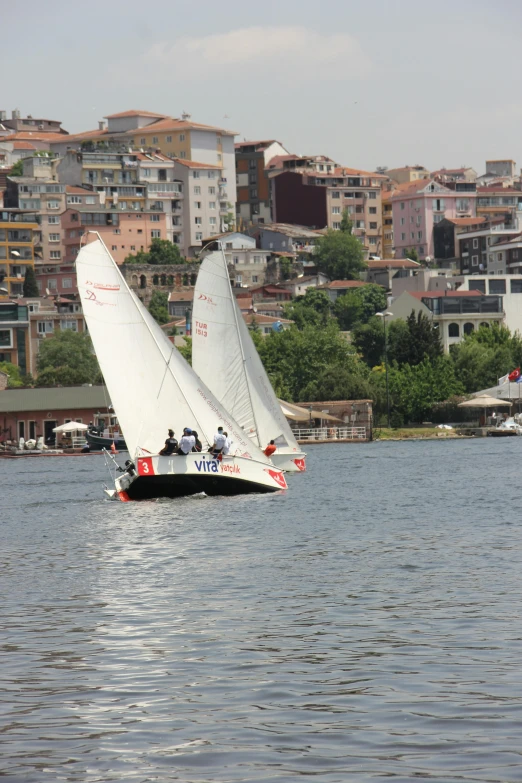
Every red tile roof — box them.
[477,186,521,193]
[1,132,67,143]
[367,259,421,269]
[243,313,293,325]
[65,185,95,194]
[104,110,168,120]
[137,117,237,136]
[168,290,194,302]
[390,178,437,198]
[235,140,280,149]
[174,159,222,170]
[12,141,37,150]
[446,217,486,226]
[325,280,368,288]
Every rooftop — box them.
[104,109,168,120]
[259,223,320,239]
[174,159,222,170]
[322,280,369,289]
[445,217,487,226]
[367,259,421,269]
[0,385,108,413]
[235,139,280,150]
[243,313,293,325]
[168,290,194,302]
[409,290,484,299]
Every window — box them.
[369,207,377,214]
[194,201,202,209]
[417,231,423,240]
[411,232,415,239]
[433,214,444,223]
[209,217,217,225]
[332,206,341,214]
[208,171,216,179]
[400,217,405,225]
[448,323,460,338]
[195,232,203,241]
[86,196,96,205]
[434,198,445,212]
[180,134,185,142]
[410,215,415,223]
[139,137,146,145]
[249,159,257,170]
[137,229,143,234]
[236,274,242,283]
[166,135,172,143]
[151,136,158,145]
[179,151,186,159]
[463,323,474,335]
[48,215,59,224]
[130,245,136,251]
[112,245,118,251]
[61,320,78,331]
[149,214,160,223]
[332,191,340,199]
[48,200,60,209]
[369,222,377,229]
[113,228,121,234]
[369,236,377,244]
[68,196,82,204]
[250,188,257,198]
[47,279,57,289]
[209,186,216,195]
[209,201,216,210]
[252,275,258,283]
[498,252,503,262]
[50,251,61,259]
[150,229,161,238]
[142,168,151,177]
[195,217,202,225]
[194,186,201,195]
[489,279,506,294]
[400,202,405,210]
[472,255,479,266]
[248,173,257,185]
[511,279,522,293]
[473,238,479,249]
[62,278,72,289]
[0,328,13,348]
[193,171,200,179]
[368,191,377,199]
[333,222,341,229]
[401,233,406,241]
[49,233,60,242]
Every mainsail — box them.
[76,236,269,461]
[192,248,301,453]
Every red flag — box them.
[508,368,521,382]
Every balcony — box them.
[172,224,182,232]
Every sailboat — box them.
[76,234,287,501]
[192,247,306,472]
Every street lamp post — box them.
[376,311,393,428]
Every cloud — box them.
[143,26,371,80]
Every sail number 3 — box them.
[137,457,155,476]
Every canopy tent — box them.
[279,400,344,424]
[458,394,512,409]
[52,421,89,433]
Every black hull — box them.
[86,432,128,450]
[126,474,277,500]
[487,430,518,437]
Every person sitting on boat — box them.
[222,432,232,456]
[191,430,203,452]
[159,429,178,455]
[264,440,277,457]
[210,426,227,458]
[177,427,196,455]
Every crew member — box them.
[264,440,277,457]
[191,430,203,452]
[159,429,178,455]
[177,427,196,455]
[222,432,232,455]
[210,425,227,458]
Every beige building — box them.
[386,165,430,184]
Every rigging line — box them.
[220,243,262,447]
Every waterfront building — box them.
[0,299,29,374]
[459,274,522,336]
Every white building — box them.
[459,274,522,336]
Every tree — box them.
[124,239,184,265]
[10,160,24,176]
[0,361,24,388]
[449,324,521,393]
[36,331,102,386]
[283,288,331,329]
[334,284,387,330]
[298,363,371,402]
[388,311,443,366]
[23,266,39,298]
[148,290,169,324]
[223,203,235,232]
[340,209,353,234]
[405,247,419,263]
[177,337,192,365]
[279,256,293,280]
[351,317,386,367]
[313,229,367,280]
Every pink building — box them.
[391,179,476,261]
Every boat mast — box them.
[88,232,211,446]
[220,242,262,447]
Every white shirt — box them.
[222,436,232,455]
[178,434,196,454]
[213,432,227,450]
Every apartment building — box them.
[174,159,228,255]
[386,165,430,184]
[475,185,522,224]
[270,168,385,257]
[61,208,167,266]
[235,139,290,225]
[49,109,237,208]
[0,109,67,135]
[431,166,477,183]
[0,210,39,299]
[0,300,30,373]
[201,231,271,287]
[381,187,394,258]
[391,179,477,261]
[35,261,78,297]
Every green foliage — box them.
[177,337,192,365]
[36,331,102,386]
[351,316,386,367]
[313,228,367,280]
[279,256,293,280]
[340,210,353,234]
[405,247,419,262]
[283,288,331,330]
[0,361,23,387]
[392,311,443,366]
[298,363,371,402]
[124,239,184,265]
[23,266,39,298]
[334,284,387,330]
[223,204,235,232]
[450,324,522,393]
[10,160,23,176]
[148,290,169,324]
[257,320,367,402]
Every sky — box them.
[2,0,522,175]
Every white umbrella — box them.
[53,421,89,433]
[458,394,512,408]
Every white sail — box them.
[192,249,301,453]
[76,236,269,462]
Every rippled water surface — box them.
[2,439,522,782]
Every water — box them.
[2,439,522,782]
